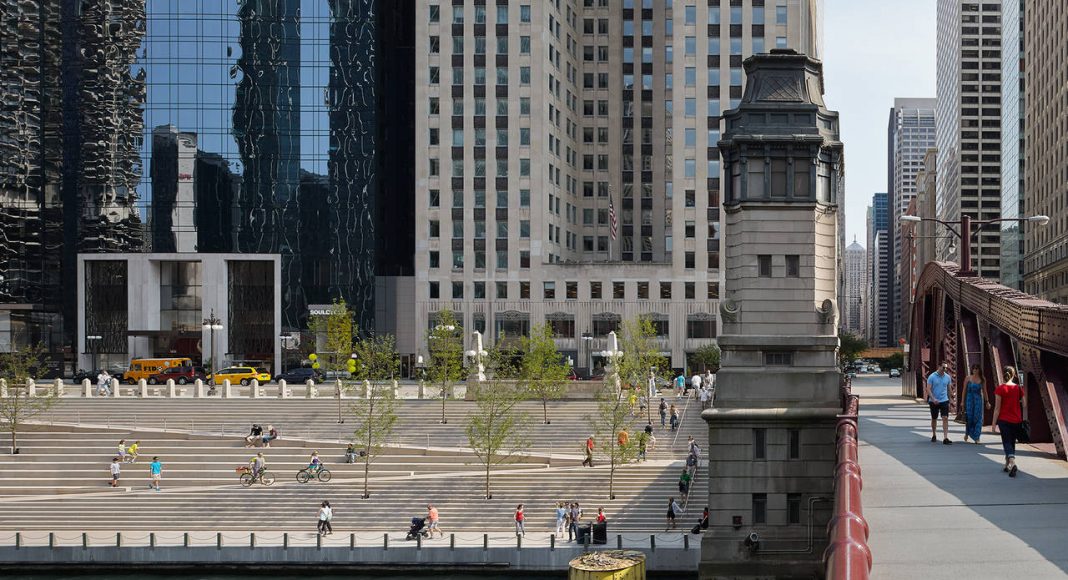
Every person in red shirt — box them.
[596,507,606,523]
[582,435,594,467]
[514,504,525,536]
[991,366,1027,478]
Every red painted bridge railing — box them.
[824,381,871,579]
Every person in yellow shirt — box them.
[125,441,140,463]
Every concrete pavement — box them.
[856,375,1068,580]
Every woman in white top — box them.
[317,501,333,536]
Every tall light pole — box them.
[581,331,593,378]
[86,335,102,372]
[431,323,456,424]
[901,214,1049,277]
[202,309,223,383]
[279,333,294,375]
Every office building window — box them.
[758,255,772,277]
[590,281,602,300]
[753,428,767,460]
[496,282,508,300]
[429,281,439,299]
[788,493,802,525]
[753,493,768,525]
[613,282,625,300]
[786,255,800,277]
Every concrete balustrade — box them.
[139,379,148,398]
[27,379,36,397]
[251,379,261,398]
[223,380,232,399]
[305,380,317,398]
[110,378,120,397]
[278,380,289,398]
[194,379,205,398]
[167,379,176,398]
[0,378,7,398]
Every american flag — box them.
[608,197,617,241]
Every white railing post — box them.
[167,379,176,398]
[53,378,64,397]
[82,379,91,398]
[139,379,148,398]
[279,379,289,398]
[306,379,317,398]
[251,379,261,398]
[110,378,120,397]
[195,379,205,398]
[27,378,36,398]
[0,378,7,398]
[393,379,399,398]
[364,379,371,399]
[223,380,232,398]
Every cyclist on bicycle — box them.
[307,451,322,472]
[249,453,266,479]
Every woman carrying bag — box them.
[991,366,1027,478]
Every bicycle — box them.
[237,466,275,487]
[296,466,332,484]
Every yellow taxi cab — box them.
[212,366,272,385]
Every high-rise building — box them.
[887,98,935,341]
[414,0,821,367]
[843,239,866,337]
[867,192,889,347]
[1000,0,1024,290]
[1023,0,1068,303]
[0,0,415,370]
[935,0,1003,279]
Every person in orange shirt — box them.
[582,435,594,467]
[426,504,443,538]
[617,429,629,447]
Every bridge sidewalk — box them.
[855,376,1068,580]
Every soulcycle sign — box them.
[308,304,338,317]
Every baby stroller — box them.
[406,517,428,541]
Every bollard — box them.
[167,379,176,398]
[383,533,389,550]
[82,532,87,549]
[111,377,120,397]
[217,532,222,549]
[584,533,590,550]
[150,533,156,548]
[53,378,64,397]
[517,535,522,549]
[350,533,355,549]
[251,379,260,398]
[15,532,21,549]
[418,381,426,399]
[617,534,623,549]
[650,534,655,551]
[184,532,189,547]
[82,379,91,398]
[684,533,689,550]
[550,534,555,551]
[279,379,288,398]
[250,532,255,549]
[450,533,455,550]
[28,379,36,398]
[139,379,148,398]
[223,380,232,398]
[116,532,121,547]
[364,379,371,399]
[416,533,422,550]
[48,532,54,548]
[306,379,317,398]
[283,533,288,550]
[317,533,322,550]
[0,378,7,398]
[195,379,204,397]
[483,533,488,551]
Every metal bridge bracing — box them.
[907,261,1068,458]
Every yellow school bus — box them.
[122,358,193,384]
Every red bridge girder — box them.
[906,262,1068,458]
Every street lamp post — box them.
[279,333,293,375]
[202,309,223,383]
[901,214,1049,277]
[465,330,488,383]
[85,335,102,372]
[581,331,593,378]
[431,324,457,424]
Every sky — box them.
[821,0,937,247]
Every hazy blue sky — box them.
[821,0,937,246]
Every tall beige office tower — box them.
[1022,1,1068,303]
[935,0,1002,279]
[414,0,821,365]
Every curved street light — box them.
[900,214,1050,277]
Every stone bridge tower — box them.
[702,49,844,579]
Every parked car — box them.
[889,368,901,378]
[212,366,272,386]
[148,366,206,385]
[274,367,323,384]
[71,369,104,384]
[566,368,578,381]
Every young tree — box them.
[692,343,721,373]
[616,317,669,424]
[426,308,465,424]
[465,380,530,499]
[588,381,638,500]
[838,332,869,369]
[350,333,399,498]
[0,344,58,454]
[309,299,356,379]
[519,324,569,424]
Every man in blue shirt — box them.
[925,363,954,445]
[149,457,163,491]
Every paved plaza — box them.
[857,376,1068,579]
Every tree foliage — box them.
[465,380,530,499]
[350,333,399,498]
[838,332,869,369]
[691,343,721,373]
[588,381,638,499]
[0,344,58,454]
[518,324,569,424]
[309,299,356,377]
[426,308,465,423]
[617,317,669,390]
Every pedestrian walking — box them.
[992,366,1026,478]
[149,456,162,491]
[659,398,668,428]
[962,364,989,443]
[514,504,525,536]
[925,362,953,444]
[109,457,121,487]
[427,504,443,538]
[96,370,111,397]
[125,440,140,463]
[669,404,680,431]
[117,439,127,462]
[555,502,567,535]
[582,435,594,467]
[637,430,648,461]
[678,468,691,494]
[317,501,333,535]
[674,372,686,398]
[666,497,681,530]
[644,421,656,450]
[691,372,702,399]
